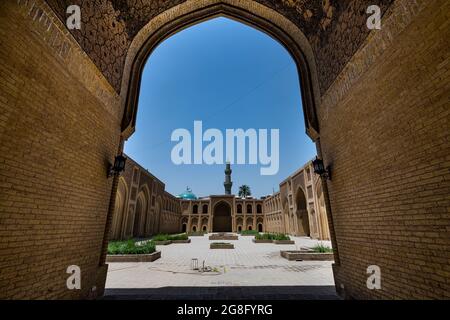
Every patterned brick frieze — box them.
[44,0,394,95]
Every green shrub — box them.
[107,239,156,255]
[152,234,170,241]
[255,233,274,240]
[273,233,290,241]
[168,233,188,241]
[188,231,206,236]
[254,233,290,240]
[311,244,333,253]
[240,230,259,235]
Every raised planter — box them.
[252,239,273,243]
[280,250,334,261]
[209,233,238,241]
[188,232,205,237]
[273,240,295,245]
[153,240,172,245]
[171,239,191,244]
[210,243,234,249]
[106,251,161,263]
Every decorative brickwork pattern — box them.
[44,0,393,95]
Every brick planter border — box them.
[153,240,172,245]
[209,235,238,241]
[252,239,273,243]
[171,239,191,244]
[106,251,161,263]
[273,240,295,244]
[210,243,234,249]
[280,250,334,261]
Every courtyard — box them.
[105,235,337,299]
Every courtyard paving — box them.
[105,234,337,299]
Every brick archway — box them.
[119,0,321,140]
[213,201,232,232]
[2,0,448,300]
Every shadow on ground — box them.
[103,286,339,300]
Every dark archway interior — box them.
[296,188,310,236]
[213,202,232,232]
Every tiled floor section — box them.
[105,235,337,299]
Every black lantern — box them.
[312,157,331,180]
[108,154,127,177]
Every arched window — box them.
[237,204,242,214]
[257,204,262,213]
[247,204,252,214]
[202,204,208,214]
[193,204,198,214]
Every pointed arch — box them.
[111,177,128,240]
[120,1,320,141]
[295,186,310,237]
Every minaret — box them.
[224,162,232,195]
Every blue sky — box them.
[124,17,316,198]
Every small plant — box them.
[240,230,259,235]
[107,239,156,255]
[311,243,333,253]
[273,233,290,241]
[188,231,206,236]
[168,233,188,241]
[152,234,170,241]
[254,233,290,240]
[255,233,273,240]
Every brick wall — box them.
[0,0,448,300]
[111,156,182,239]
[319,0,450,299]
[0,1,122,299]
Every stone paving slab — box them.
[105,235,336,298]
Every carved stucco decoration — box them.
[45,0,393,95]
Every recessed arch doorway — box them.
[213,201,232,232]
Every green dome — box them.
[177,187,197,200]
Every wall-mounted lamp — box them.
[312,157,331,180]
[107,154,127,178]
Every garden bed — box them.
[188,232,205,237]
[273,240,295,245]
[209,233,238,240]
[210,242,234,249]
[254,233,291,243]
[152,233,190,245]
[107,239,160,262]
[153,240,172,245]
[106,251,161,262]
[280,250,334,261]
[239,230,259,236]
[171,239,191,244]
[252,239,273,243]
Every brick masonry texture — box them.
[0,0,122,299]
[44,0,393,95]
[0,0,449,300]
[318,0,450,299]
